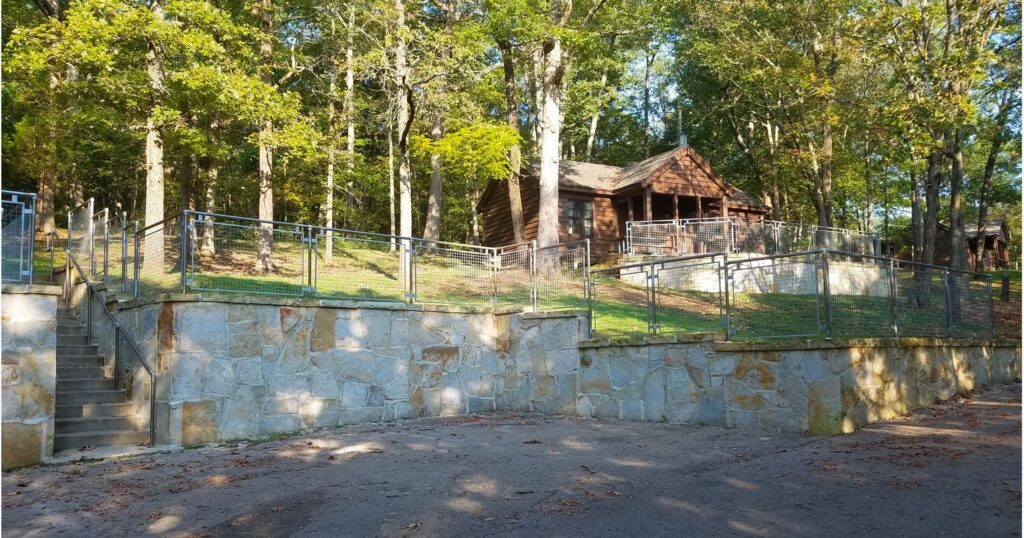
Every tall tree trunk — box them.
[324,69,336,261]
[422,0,452,241]
[255,0,275,274]
[921,137,944,267]
[200,126,218,258]
[863,140,872,232]
[470,179,481,245]
[537,1,570,249]
[974,93,1012,271]
[585,68,607,162]
[498,40,526,244]
[948,128,966,272]
[917,171,925,262]
[345,4,356,216]
[142,0,166,275]
[395,0,413,240]
[642,46,655,157]
[388,116,396,249]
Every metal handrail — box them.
[592,252,724,275]
[63,246,156,446]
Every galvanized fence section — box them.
[67,198,95,276]
[1,190,36,283]
[411,240,498,306]
[311,226,410,302]
[589,253,725,338]
[724,251,993,340]
[90,208,109,279]
[134,214,185,296]
[187,212,307,297]
[627,217,880,257]
[534,240,590,311]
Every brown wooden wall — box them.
[648,154,729,197]
[480,178,621,258]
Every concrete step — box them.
[57,344,99,356]
[57,366,109,379]
[56,325,87,334]
[56,402,135,419]
[56,389,126,405]
[56,416,139,434]
[54,429,149,452]
[57,378,115,391]
[57,355,106,367]
[57,334,92,345]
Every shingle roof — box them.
[525,145,769,211]
[964,220,1008,238]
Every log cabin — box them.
[935,219,1012,270]
[476,144,770,258]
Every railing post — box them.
[888,258,898,336]
[530,240,538,310]
[820,250,832,338]
[943,269,954,337]
[133,222,141,297]
[120,213,128,293]
[306,226,317,296]
[723,259,732,340]
[113,328,120,389]
[103,211,110,284]
[987,274,995,338]
[647,262,658,335]
[180,211,189,293]
[491,248,499,305]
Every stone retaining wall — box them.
[114,296,585,446]
[578,337,1021,434]
[1,286,59,469]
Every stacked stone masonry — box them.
[1,286,59,470]
[2,290,1020,469]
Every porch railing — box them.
[625,217,881,258]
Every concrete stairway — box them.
[55,307,147,452]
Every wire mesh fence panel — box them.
[1,191,36,283]
[188,215,306,296]
[590,264,652,337]
[135,215,184,296]
[678,219,732,255]
[105,214,128,291]
[628,221,678,255]
[892,264,948,337]
[413,242,495,306]
[826,254,895,338]
[68,199,94,277]
[91,208,109,280]
[495,245,533,306]
[534,242,589,311]
[731,220,771,255]
[773,222,814,254]
[653,258,724,335]
[727,254,824,339]
[313,229,406,302]
[948,272,994,338]
[814,228,877,256]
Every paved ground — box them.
[3,384,1021,537]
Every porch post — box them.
[644,186,653,221]
[697,195,702,219]
[672,195,679,220]
[627,197,634,222]
[721,197,729,218]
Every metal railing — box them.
[589,249,994,341]
[121,209,590,311]
[625,217,881,258]
[67,199,95,275]
[55,231,155,445]
[590,253,726,337]
[1,190,36,283]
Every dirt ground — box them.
[3,384,1021,537]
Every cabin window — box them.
[566,199,593,237]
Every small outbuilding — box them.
[936,219,1012,270]
[476,144,770,257]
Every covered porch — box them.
[614,190,726,239]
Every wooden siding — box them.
[480,178,621,257]
[648,153,731,198]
